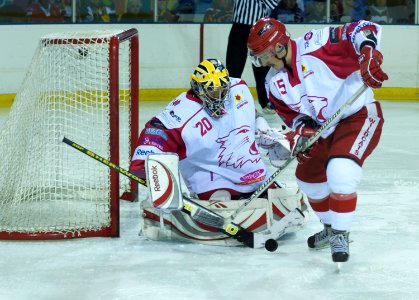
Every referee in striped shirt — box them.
[226,0,279,114]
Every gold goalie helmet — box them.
[190,58,231,118]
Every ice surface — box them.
[0,100,418,300]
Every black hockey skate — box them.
[307,224,332,249]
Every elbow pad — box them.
[354,29,377,54]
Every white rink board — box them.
[0,24,417,94]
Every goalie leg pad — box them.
[140,187,307,246]
[140,197,269,246]
[267,187,307,238]
[268,187,306,218]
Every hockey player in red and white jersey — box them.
[130,58,306,246]
[247,18,388,262]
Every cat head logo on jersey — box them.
[216,125,261,169]
[302,95,329,123]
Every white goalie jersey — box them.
[131,78,270,198]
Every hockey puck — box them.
[265,239,278,252]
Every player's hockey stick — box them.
[228,84,369,222]
[62,136,280,251]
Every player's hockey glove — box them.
[359,45,388,89]
[285,119,319,165]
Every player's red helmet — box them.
[247,17,290,67]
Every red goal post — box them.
[0,28,139,239]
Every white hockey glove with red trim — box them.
[255,116,288,149]
[359,46,388,89]
[255,116,291,167]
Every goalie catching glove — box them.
[255,116,291,167]
[255,116,286,148]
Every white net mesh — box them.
[0,30,135,237]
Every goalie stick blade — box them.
[182,197,262,249]
[146,153,183,211]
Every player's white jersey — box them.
[156,78,269,194]
[266,21,381,137]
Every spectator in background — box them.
[366,0,391,24]
[176,0,195,14]
[203,0,233,22]
[101,0,116,21]
[271,0,304,23]
[330,0,344,22]
[342,0,366,21]
[305,0,326,23]
[79,0,103,22]
[352,0,366,20]
[61,0,72,22]
[157,0,179,22]
[79,0,116,22]
[120,0,153,22]
[226,0,279,115]
[27,0,64,23]
[305,0,342,23]
[0,0,27,22]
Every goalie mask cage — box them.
[0,28,139,239]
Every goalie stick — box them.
[228,84,369,223]
[62,136,282,251]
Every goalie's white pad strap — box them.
[252,209,306,248]
[140,187,306,246]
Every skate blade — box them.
[335,262,342,273]
[334,261,350,273]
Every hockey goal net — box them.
[0,29,139,239]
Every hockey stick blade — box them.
[62,137,268,250]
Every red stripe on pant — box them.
[330,193,357,213]
[308,196,330,212]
